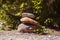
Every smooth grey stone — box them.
[17,23,39,32]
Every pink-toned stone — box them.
[20,17,41,27]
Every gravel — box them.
[0,31,60,40]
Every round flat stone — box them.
[22,13,35,18]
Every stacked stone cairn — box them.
[17,13,41,33]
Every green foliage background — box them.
[0,0,60,30]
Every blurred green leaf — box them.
[19,2,24,8]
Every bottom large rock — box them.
[17,23,39,33]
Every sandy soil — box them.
[0,30,60,40]
[0,29,60,40]
[46,28,60,35]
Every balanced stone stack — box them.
[17,13,41,33]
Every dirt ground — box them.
[0,29,60,40]
[0,30,60,40]
[0,28,60,35]
[45,28,60,35]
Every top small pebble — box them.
[22,13,35,18]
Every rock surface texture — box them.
[0,31,60,40]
